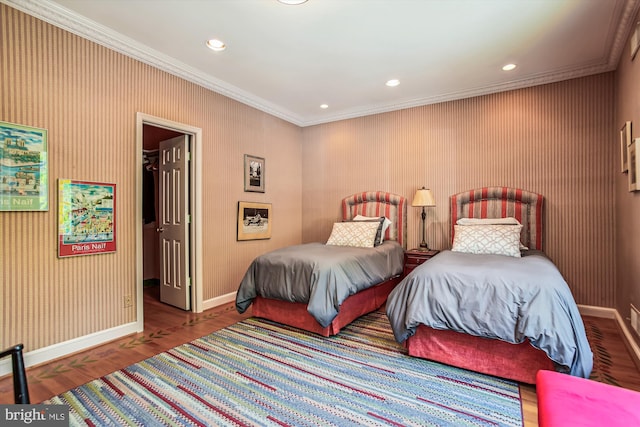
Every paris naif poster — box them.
[0,120,48,211]
[58,179,116,257]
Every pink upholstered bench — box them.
[537,370,640,427]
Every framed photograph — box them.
[244,154,265,193]
[58,179,116,257]
[628,138,639,192]
[631,21,640,60]
[0,120,48,211]
[237,201,271,240]
[621,121,631,173]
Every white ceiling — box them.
[5,0,640,126]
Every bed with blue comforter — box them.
[385,186,593,384]
[237,240,404,328]
[386,249,593,379]
[236,191,408,336]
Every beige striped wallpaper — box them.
[302,74,616,308]
[1,5,302,352]
[0,3,622,358]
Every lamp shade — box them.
[412,187,436,207]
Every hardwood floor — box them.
[520,313,640,427]
[2,288,640,427]
[0,287,251,405]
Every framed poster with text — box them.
[0,121,48,211]
[58,179,116,257]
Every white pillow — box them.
[456,217,520,225]
[451,224,522,257]
[353,215,392,244]
[456,217,528,250]
[326,221,380,248]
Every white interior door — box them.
[158,135,190,310]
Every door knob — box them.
[156,227,165,232]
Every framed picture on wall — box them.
[621,121,631,173]
[631,21,640,60]
[0,120,48,211]
[58,179,116,257]
[244,154,265,193]
[628,138,639,192]
[237,201,271,240]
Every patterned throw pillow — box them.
[456,217,528,250]
[353,215,392,245]
[451,224,523,257]
[326,221,380,248]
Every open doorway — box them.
[135,113,203,330]
[141,126,184,308]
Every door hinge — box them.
[188,277,192,288]
[187,214,192,223]
[187,152,191,161]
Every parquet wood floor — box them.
[520,314,640,427]
[1,288,639,427]
[0,287,251,405]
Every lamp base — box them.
[418,208,430,252]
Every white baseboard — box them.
[1,292,235,378]
[0,321,141,377]
[202,291,237,311]
[614,309,640,370]
[578,304,640,369]
[578,304,616,319]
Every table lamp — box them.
[411,187,435,250]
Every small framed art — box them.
[621,121,631,173]
[58,179,116,257]
[0,120,48,211]
[629,138,640,192]
[237,201,271,240]
[631,21,640,60]
[244,154,265,193]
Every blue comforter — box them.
[236,241,404,327]
[386,250,593,378]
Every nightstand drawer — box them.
[405,254,430,266]
[403,249,439,277]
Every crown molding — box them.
[1,0,306,126]
[3,0,639,128]
[301,0,640,127]
[300,63,613,126]
[608,0,640,65]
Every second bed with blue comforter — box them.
[386,249,593,378]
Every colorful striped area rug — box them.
[46,311,523,426]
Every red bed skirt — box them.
[252,275,401,337]
[407,325,555,384]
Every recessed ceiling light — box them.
[277,0,308,4]
[320,104,329,109]
[386,79,400,87]
[502,63,516,71]
[206,39,226,52]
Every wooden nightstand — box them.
[403,249,439,277]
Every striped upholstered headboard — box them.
[342,191,407,249]
[450,187,544,250]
